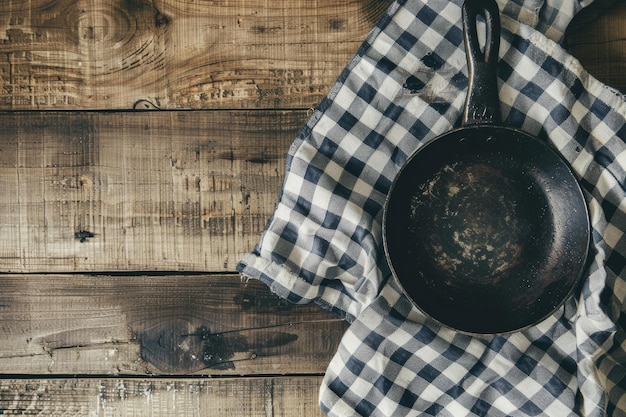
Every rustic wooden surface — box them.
[0,377,326,416]
[0,274,346,375]
[0,111,301,272]
[0,0,624,415]
[0,0,390,110]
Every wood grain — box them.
[0,110,303,272]
[0,377,326,416]
[0,0,393,110]
[0,273,347,375]
[0,0,622,111]
[565,0,626,92]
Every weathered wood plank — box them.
[0,0,622,111]
[564,0,626,92]
[0,274,347,375]
[0,110,301,272]
[0,0,393,110]
[0,377,326,416]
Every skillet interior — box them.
[383,126,589,334]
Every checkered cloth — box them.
[237,0,626,415]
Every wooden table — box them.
[0,0,623,415]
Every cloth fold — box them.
[238,0,626,415]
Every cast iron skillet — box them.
[382,0,590,335]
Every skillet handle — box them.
[462,0,501,125]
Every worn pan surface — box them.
[382,0,590,335]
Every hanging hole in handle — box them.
[468,13,492,61]
[463,0,500,66]
[475,16,488,55]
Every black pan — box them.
[382,0,590,335]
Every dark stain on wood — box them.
[155,11,170,28]
[329,19,345,30]
[234,290,294,313]
[251,25,282,35]
[74,230,96,243]
[140,320,299,373]
[133,99,161,109]
[189,325,248,370]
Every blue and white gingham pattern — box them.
[238,0,626,415]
